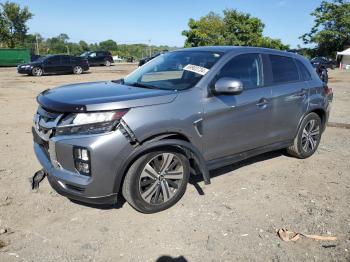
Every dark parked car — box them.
[138,50,168,67]
[18,55,89,76]
[30,54,42,62]
[33,46,332,213]
[138,53,161,67]
[312,63,328,83]
[310,57,336,69]
[80,51,113,66]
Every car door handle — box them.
[256,98,269,109]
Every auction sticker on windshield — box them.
[183,64,209,75]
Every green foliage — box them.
[78,40,89,52]
[182,12,226,47]
[0,1,33,48]
[20,33,175,60]
[99,39,118,51]
[182,8,289,50]
[301,0,350,57]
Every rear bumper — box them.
[82,65,89,71]
[33,128,134,205]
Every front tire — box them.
[104,60,111,66]
[287,112,322,158]
[122,150,190,213]
[31,67,43,76]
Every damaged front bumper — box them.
[33,127,134,205]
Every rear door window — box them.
[269,55,299,84]
[217,53,263,90]
[295,59,311,81]
[61,56,71,64]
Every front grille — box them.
[33,127,50,162]
[37,106,61,121]
[34,106,63,141]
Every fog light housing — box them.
[73,147,91,176]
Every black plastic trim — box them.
[113,138,211,194]
[207,140,293,171]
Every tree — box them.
[79,40,89,52]
[99,39,118,51]
[46,34,70,54]
[182,9,289,50]
[301,0,350,57]
[182,12,226,47]
[0,1,33,48]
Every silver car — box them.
[32,46,332,213]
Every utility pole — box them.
[35,35,39,55]
[148,39,151,57]
[66,45,70,55]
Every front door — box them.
[88,52,98,65]
[43,56,62,73]
[203,53,273,161]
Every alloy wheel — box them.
[73,66,83,74]
[139,153,184,204]
[301,119,320,152]
[33,67,42,76]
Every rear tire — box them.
[31,67,43,76]
[287,112,322,158]
[122,150,190,213]
[104,60,111,66]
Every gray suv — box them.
[32,46,332,213]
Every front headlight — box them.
[56,110,128,136]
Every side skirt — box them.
[206,140,293,171]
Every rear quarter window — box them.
[269,55,299,84]
[295,59,312,81]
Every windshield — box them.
[80,52,90,57]
[123,51,223,90]
[36,56,48,62]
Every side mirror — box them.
[214,77,243,95]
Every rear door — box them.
[96,51,105,64]
[60,55,73,72]
[267,55,309,142]
[203,53,273,160]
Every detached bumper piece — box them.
[31,169,47,190]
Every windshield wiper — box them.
[126,82,160,90]
[111,78,124,84]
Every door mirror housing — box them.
[214,77,243,95]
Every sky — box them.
[14,0,321,48]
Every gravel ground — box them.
[0,66,349,262]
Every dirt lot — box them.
[0,65,349,262]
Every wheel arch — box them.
[311,108,326,129]
[113,136,210,195]
[295,107,327,138]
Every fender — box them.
[113,138,210,194]
[294,107,327,138]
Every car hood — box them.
[18,61,41,67]
[37,81,178,112]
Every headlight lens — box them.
[56,110,128,136]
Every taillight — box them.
[324,85,332,95]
